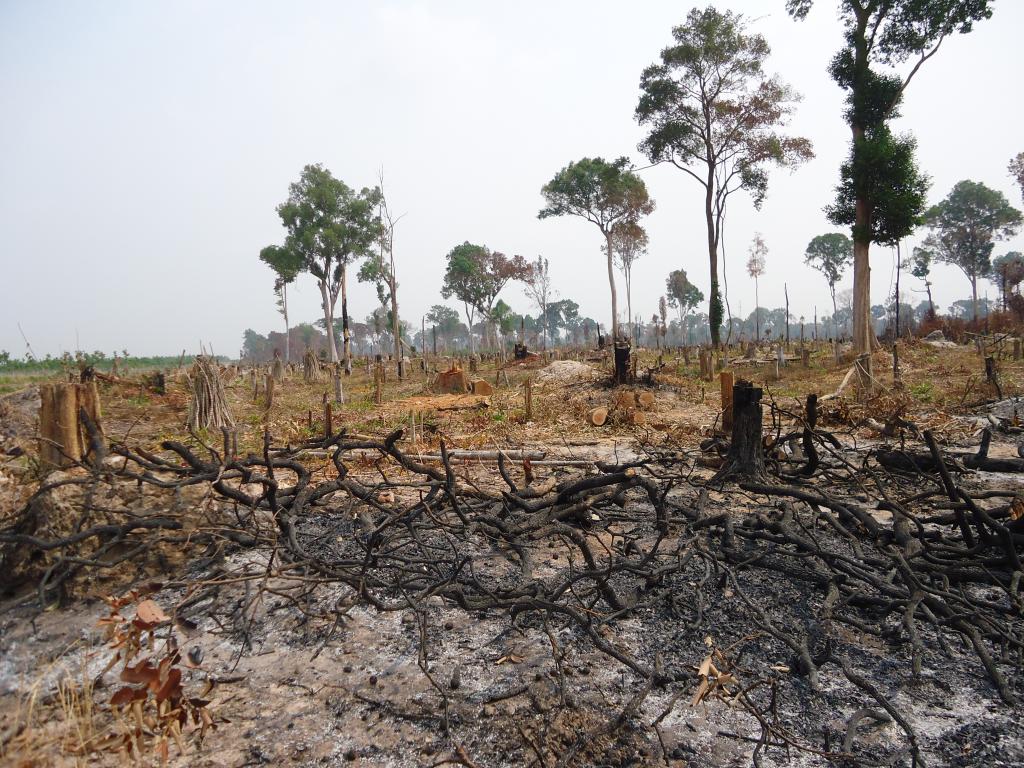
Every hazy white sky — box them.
[2,1,1022,357]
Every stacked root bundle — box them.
[185,355,234,431]
[303,349,322,383]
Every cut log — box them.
[470,378,494,396]
[623,409,646,426]
[612,391,637,411]
[587,407,609,427]
[637,391,656,410]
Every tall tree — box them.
[440,242,528,354]
[538,157,654,343]
[358,171,406,377]
[910,246,936,320]
[491,299,517,348]
[918,180,1022,322]
[1010,152,1024,202]
[258,244,304,363]
[636,7,812,348]
[426,304,461,352]
[275,164,382,369]
[787,0,992,354]
[666,270,704,345]
[746,234,768,340]
[991,252,1024,312]
[804,232,852,322]
[523,255,555,350]
[606,219,648,345]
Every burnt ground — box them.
[3,343,1024,767]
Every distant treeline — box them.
[0,350,219,374]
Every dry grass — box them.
[4,339,1023,465]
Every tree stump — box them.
[720,370,734,434]
[711,380,765,483]
[39,381,104,467]
[435,366,469,394]
[264,374,274,410]
[613,342,631,385]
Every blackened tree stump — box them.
[711,380,765,483]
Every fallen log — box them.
[876,429,1024,474]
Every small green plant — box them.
[909,380,934,402]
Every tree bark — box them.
[390,271,402,379]
[971,276,979,325]
[605,230,619,343]
[712,380,764,483]
[319,280,339,363]
[341,265,352,375]
[282,282,291,364]
[625,267,633,348]
[705,174,721,347]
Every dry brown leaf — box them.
[1011,496,1024,521]
[136,599,170,624]
[697,654,713,677]
[691,677,710,706]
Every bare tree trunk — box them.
[705,178,721,347]
[282,283,291,364]
[852,235,875,354]
[971,276,979,325]
[625,267,633,346]
[784,283,790,347]
[340,265,353,374]
[605,230,619,342]
[465,306,476,355]
[754,276,760,341]
[319,281,339,363]
[390,269,402,379]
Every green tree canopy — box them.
[787,0,992,353]
[666,270,704,319]
[539,157,653,342]
[636,6,812,345]
[918,180,1022,322]
[440,242,528,353]
[990,251,1024,310]
[804,232,852,316]
[275,163,382,365]
[259,244,305,362]
[1010,152,1024,203]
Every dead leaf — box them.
[110,686,146,707]
[136,600,170,625]
[1011,497,1024,521]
